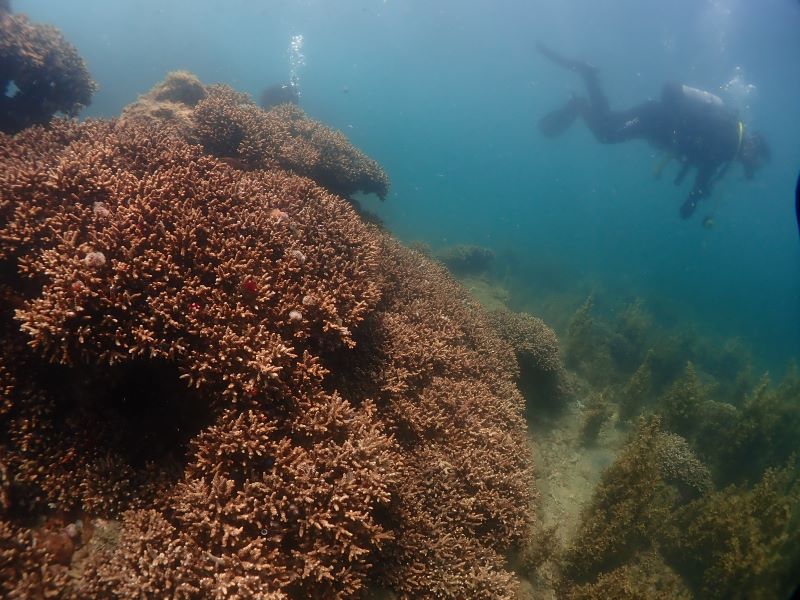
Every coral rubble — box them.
[0,8,96,133]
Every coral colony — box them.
[1,5,799,600]
[0,9,531,598]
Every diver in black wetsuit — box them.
[537,43,770,220]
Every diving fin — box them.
[538,98,582,138]
[536,42,598,76]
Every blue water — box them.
[18,0,800,372]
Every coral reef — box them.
[0,119,533,596]
[433,243,495,276]
[122,74,389,199]
[328,240,535,598]
[488,310,562,375]
[0,8,96,133]
[1,519,71,599]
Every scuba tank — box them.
[678,84,725,110]
[661,82,726,115]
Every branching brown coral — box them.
[122,76,389,199]
[0,119,534,597]
[0,9,96,133]
[1,519,70,599]
[328,240,535,598]
[84,402,397,598]
[1,119,378,399]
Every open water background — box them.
[17,0,800,373]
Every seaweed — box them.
[660,462,800,600]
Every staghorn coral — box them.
[327,239,535,598]
[0,118,534,597]
[83,403,397,598]
[1,519,71,599]
[122,75,389,199]
[0,118,394,596]
[1,119,378,397]
[0,9,96,133]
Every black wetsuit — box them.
[538,45,743,219]
[577,73,741,217]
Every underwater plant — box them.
[563,295,617,386]
[660,462,800,600]
[618,348,655,421]
[578,391,613,446]
[558,552,691,600]
[658,362,710,441]
[559,417,716,588]
[559,418,678,584]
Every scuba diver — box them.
[536,43,770,220]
